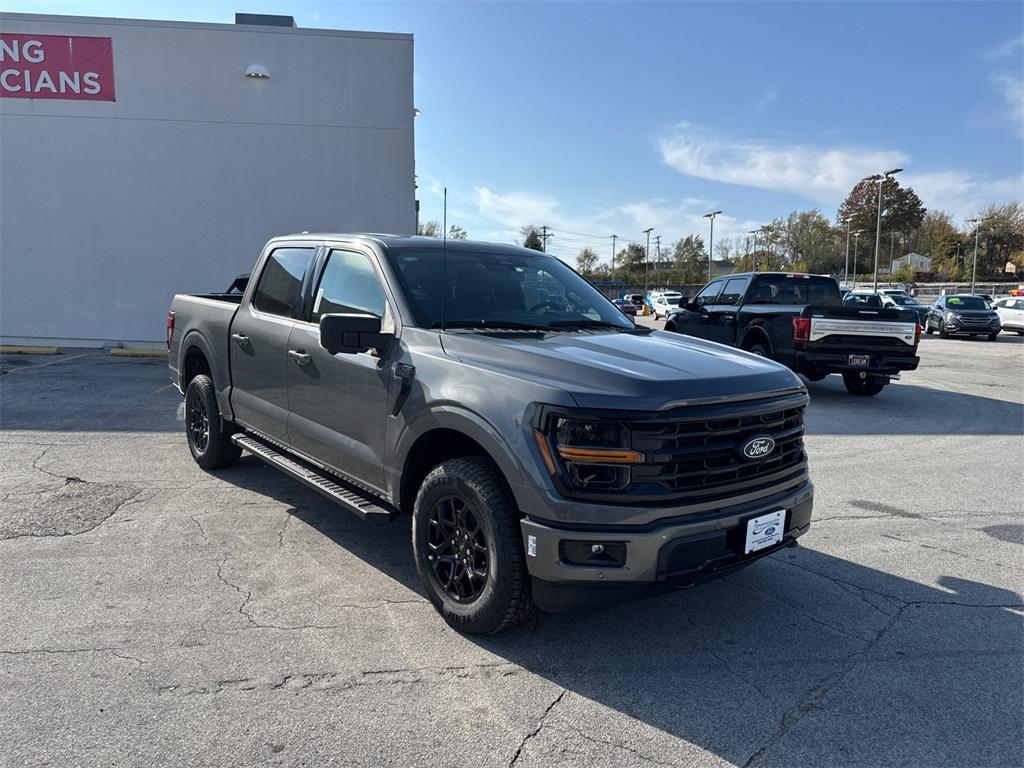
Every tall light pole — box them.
[862,168,903,290]
[760,225,773,272]
[852,231,860,288]
[703,210,723,282]
[610,234,617,284]
[748,229,758,271]
[967,216,992,294]
[843,218,851,285]
[643,228,654,301]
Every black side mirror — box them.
[319,313,390,355]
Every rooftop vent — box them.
[235,13,296,27]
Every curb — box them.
[0,345,62,355]
[110,349,168,358]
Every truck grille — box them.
[625,394,807,504]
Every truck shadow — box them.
[220,459,1023,766]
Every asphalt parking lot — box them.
[1,333,1022,768]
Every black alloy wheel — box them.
[426,496,489,602]
[186,386,210,454]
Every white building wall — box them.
[0,13,415,345]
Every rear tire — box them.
[988,333,999,341]
[412,456,535,635]
[747,343,770,358]
[184,374,241,469]
[842,373,886,396]
[664,320,676,332]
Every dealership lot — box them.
[1,336,1021,768]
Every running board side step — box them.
[232,434,397,524]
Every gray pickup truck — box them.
[168,234,814,634]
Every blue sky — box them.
[4,0,1022,261]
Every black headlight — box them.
[548,417,643,492]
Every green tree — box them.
[616,243,648,284]
[972,202,1024,278]
[837,179,926,243]
[780,210,842,274]
[671,235,707,283]
[448,225,468,240]
[417,220,440,237]
[915,210,962,278]
[575,247,599,276]
[520,226,544,251]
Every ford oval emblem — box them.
[741,436,776,460]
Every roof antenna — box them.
[440,187,448,331]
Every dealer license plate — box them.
[848,354,870,366]
[744,510,785,554]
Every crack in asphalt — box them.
[679,600,776,705]
[155,661,523,696]
[508,688,567,767]
[215,556,258,628]
[564,725,682,768]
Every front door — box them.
[705,276,751,345]
[229,246,317,443]
[674,280,723,339]
[286,247,394,493]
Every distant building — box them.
[711,259,736,277]
[891,252,932,272]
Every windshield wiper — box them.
[434,320,551,331]
[546,319,648,332]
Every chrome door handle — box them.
[288,349,312,366]
[231,333,250,346]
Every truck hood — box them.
[439,329,803,411]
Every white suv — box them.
[992,297,1024,335]
[652,292,683,319]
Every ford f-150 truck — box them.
[664,272,921,396]
[168,235,814,634]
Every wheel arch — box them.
[393,408,531,516]
[740,324,773,354]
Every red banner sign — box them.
[0,33,115,101]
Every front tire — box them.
[842,373,887,396]
[184,374,241,469]
[924,319,934,335]
[412,456,535,635]
[938,321,949,339]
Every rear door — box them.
[229,245,317,443]
[285,246,395,493]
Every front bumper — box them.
[520,481,813,612]
[943,322,1000,336]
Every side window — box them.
[252,248,316,318]
[718,277,751,307]
[693,281,723,308]
[312,249,387,322]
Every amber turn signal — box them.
[556,446,644,464]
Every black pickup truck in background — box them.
[665,273,921,396]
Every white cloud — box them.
[470,185,760,263]
[659,123,907,202]
[993,73,1024,138]
[905,170,1024,225]
[984,34,1023,60]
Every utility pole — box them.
[540,225,552,253]
[748,230,758,271]
[967,216,992,294]
[862,167,902,290]
[653,235,662,275]
[843,219,851,285]
[852,232,860,288]
[888,231,896,279]
[610,234,617,282]
[760,225,772,272]
[643,228,654,301]
[703,211,723,282]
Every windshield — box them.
[889,294,920,306]
[946,296,989,311]
[845,293,884,308]
[665,297,681,306]
[386,248,635,331]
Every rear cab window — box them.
[748,275,842,306]
[252,247,316,318]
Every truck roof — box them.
[271,233,548,257]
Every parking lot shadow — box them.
[215,459,1023,767]
[802,380,1023,436]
